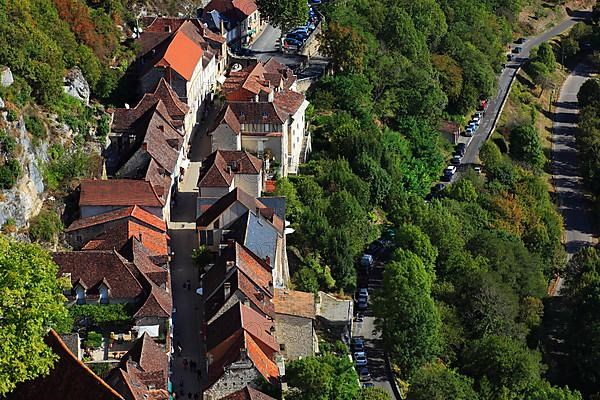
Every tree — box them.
[461,335,543,398]
[532,42,556,72]
[286,353,360,400]
[256,0,308,32]
[394,224,438,277]
[29,209,63,244]
[408,363,479,400]
[321,23,369,73]
[373,249,442,377]
[358,387,391,400]
[510,125,545,171]
[578,78,600,108]
[0,236,70,395]
[432,54,464,103]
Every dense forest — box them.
[275,0,600,399]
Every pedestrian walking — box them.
[190,360,196,371]
[183,358,188,369]
[194,393,199,400]
[196,369,202,381]
[188,392,192,399]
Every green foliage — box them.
[531,42,556,72]
[577,78,600,108]
[42,144,96,191]
[286,352,360,400]
[0,159,21,190]
[85,331,103,349]
[256,0,309,32]
[0,235,70,395]
[24,114,46,139]
[373,249,442,377]
[461,335,543,398]
[29,209,63,243]
[358,387,391,400]
[293,253,335,293]
[408,363,479,400]
[191,245,212,268]
[69,303,132,327]
[576,82,600,196]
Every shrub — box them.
[0,131,17,155]
[97,114,110,138]
[85,331,103,349]
[29,209,63,243]
[5,109,17,122]
[0,159,21,189]
[192,245,212,268]
[69,304,132,326]
[42,144,95,191]
[24,115,46,139]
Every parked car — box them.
[471,114,481,124]
[360,254,374,273]
[357,296,368,310]
[451,155,462,165]
[284,37,302,49]
[358,288,369,299]
[359,368,372,381]
[363,382,375,388]
[444,165,457,177]
[351,337,365,352]
[354,352,368,367]
[474,165,482,174]
[290,26,309,35]
[516,37,527,44]
[286,32,307,42]
[464,126,474,137]
[513,46,523,54]
[456,143,466,155]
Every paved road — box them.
[168,107,216,397]
[249,23,329,79]
[353,263,397,398]
[452,10,590,181]
[551,62,595,292]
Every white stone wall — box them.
[211,125,240,152]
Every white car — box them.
[445,165,457,176]
[465,126,474,137]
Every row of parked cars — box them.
[283,5,319,51]
[351,337,374,387]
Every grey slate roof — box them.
[257,196,286,221]
[225,211,278,269]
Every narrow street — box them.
[551,62,596,292]
[168,108,215,397]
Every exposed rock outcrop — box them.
[63,67,90,105]
[0,117,47,228]
[0,66,13,87]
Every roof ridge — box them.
[48,330,125,399]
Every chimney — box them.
[268,281,273,292]
[268,90,274,103]
[240,348,248,360]
[265,255,271,266]
[124,103,130,109]
[158,125,164,132]
[220,19,225,35]
[224,282,231,298]
[165,25,171,33]
[142,142,148,151]
[138,233,142,242]
[225,260,235,271]
[243,297,250,307]
[269,325,276,334]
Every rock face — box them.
[0,117,47,228]
[0,66,13,87]
[63,67,90,105]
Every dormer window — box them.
[75,285,86,305]
[99,283,109,304]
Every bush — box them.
[29,209,63,243]
[97,114,110,138]
[0,159,21,189]
[85,331,103,349]
[5,109,18,122]
[192,245,212,268]
[69,304,132,326]
[24,115,46,139]
[42,144,95,191]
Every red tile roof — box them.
[273,288,315,319]
[245,333,279,381]
[204,0,258,19]
[198,150,262,188]
[274,90,305,115]
[54,250,144,299]
[264,180,276,193]
[79,179,165,208]
[134,283,172,319]
[118,333,169,390]
[222,386,277,400]
[8,330,124,400]
[81,218,169,260]
[66,205,166,233]
[155,30,203,81]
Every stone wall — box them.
[274,313,314,360]
[203,361,260,400]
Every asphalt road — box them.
[249,23,329,79]
[354,263,396,398]
[551,62,595,292]
[451,10,590,182]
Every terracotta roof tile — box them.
[155,30,203,81]
[79,179,164,208]
[54,251,144,299]
[274,90,305,115]
[8,330,124,400]
[204,0,257,19]
[66,205,166,233]
[273,288,315,319]
[222,386,277,400]
[229,101,287,125]
[134,284,172,319]
[197,150,261,188]
[119,334,168,388]
[245,332,279,381]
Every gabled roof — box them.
[222,386,277,400]
[79,218,168,258]
[197,150,262,188]
[274,90,305,116]
[65,205,166,233]
[134,283,172,319]
[8,330,124,400]
[203,242,274,319]
[228,101,287,125]
[273,289,315,319]
[207,302,278,352]
[203,0,258,21]
[119,333,168,389]
[155,30,203,81]
[54,251,144,299]
[79,179,164,208]
[224,211,280,269]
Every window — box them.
[99,285,109,304]
[75,286,85,305]
[280,344,286,351]
[199,230,214,246]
